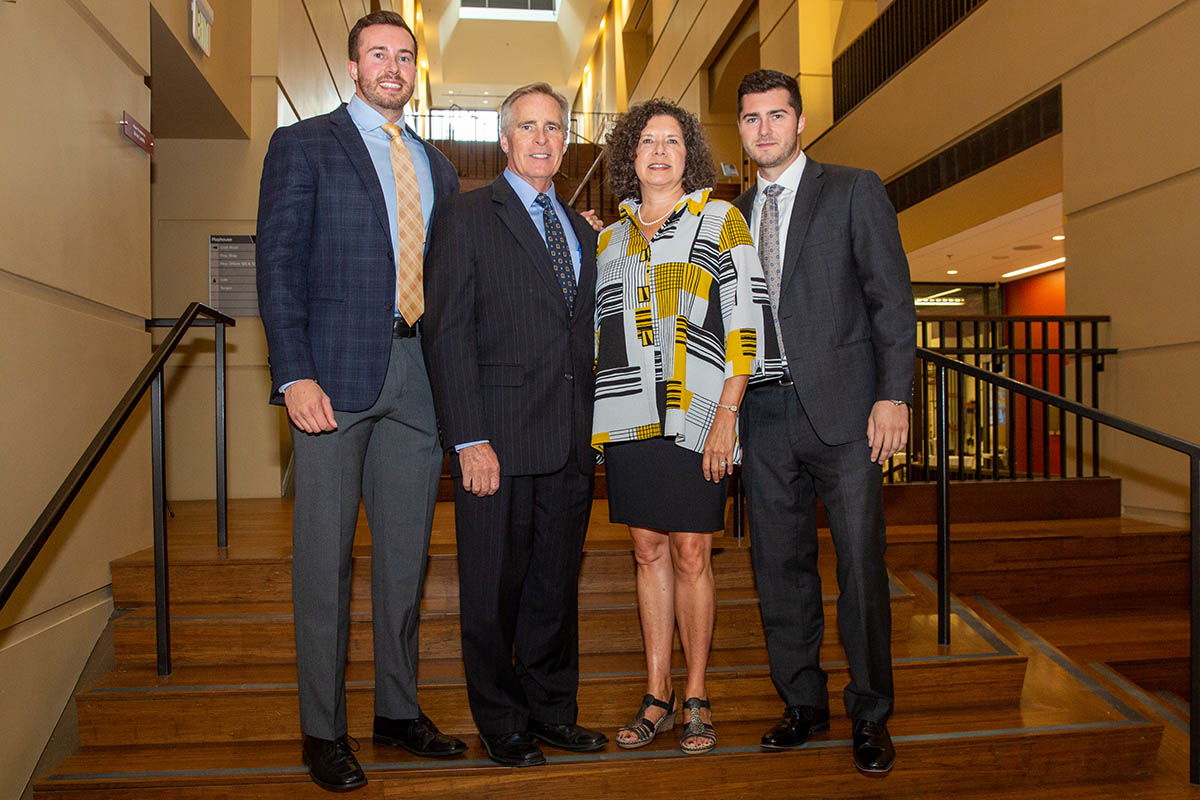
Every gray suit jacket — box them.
[734,157,915,445]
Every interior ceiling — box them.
[420,0,610,110]
[906,194,1065,285]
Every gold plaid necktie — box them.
[381,123,425,323]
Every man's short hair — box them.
[348,11,417,61]
[500,83,571,138]
[737,69,803,116]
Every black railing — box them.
[890,315,1116,484]
[919,346,1200,783]
[0,302,234,677]
[832,0,990,121]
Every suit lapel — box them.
[329,105,393,243]
[780,157,824,298]
[415,133,451,201]
[492,178,566,305]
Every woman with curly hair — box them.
[591,99,780,755]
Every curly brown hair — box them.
[605,99,716,203]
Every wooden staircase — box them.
[31,490,1197,798]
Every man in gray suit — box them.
[732,69,915,775]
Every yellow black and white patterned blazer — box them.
[591,188,783,459]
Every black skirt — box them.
[604,437,729,533]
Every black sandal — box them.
[616,691,676,749]
[680,697,715,755]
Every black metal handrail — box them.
[919,346,1200,784]
[0,302,234,677]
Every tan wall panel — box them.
[807,0,1185,179]
[758,0,792,42]
[1096,345,1200,517]
[0,0,150,318]
[1066,170,1200,354]
[897,136,1063,252]
[162,364,286,500]
[279,0,353,119]
[149,0,252,134]
[0,289,152,627]
[759,2,798,75]
[1061,0,1200,214]
[150,139,269,236]
[632,0,752,104]
[305,0,356,103]
[651,0,675,43]
[0,594,111,800]
[75,0,152,74]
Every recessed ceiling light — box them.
[600,18,605,30]
[1001,257,1066,279]
[1013,244,1043,251]
[448,90,454,95]
[1052,235,1065,241]
[946,269,959,275]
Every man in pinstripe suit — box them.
[422,83,606,767]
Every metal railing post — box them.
[151,370,171,676]
[936,363,951,645]
[215,322,228,548]
[1191,453,1199,784]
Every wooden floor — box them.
[33,498,1200,798]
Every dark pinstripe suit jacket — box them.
[256,104,459,412]
[734,158,916,445]
[422,176,598,477]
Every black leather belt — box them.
[776,365,794,386]
[392,317,420,338]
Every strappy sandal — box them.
[680,697,716,755]
[616,691,676,749]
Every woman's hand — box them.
[702,407,738,482]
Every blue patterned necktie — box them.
[759,183,787,360]
[535,193,577,310]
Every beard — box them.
[753,133,800,172]
[358,73,413,111]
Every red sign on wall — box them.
[120,111,154,155]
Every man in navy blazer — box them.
[257,11,464,793]
[733,69,915,775]
[423,83,606,767]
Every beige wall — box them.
[152,0,359,501]
[0,1,152,795]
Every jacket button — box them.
[564,373,574,381]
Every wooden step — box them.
[36,711,1161,799]
[112,543,761,611]
[110,583,916,669]
[80,607,1023,745]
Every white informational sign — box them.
[191,0,214,56]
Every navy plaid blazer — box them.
[256,103,459,412]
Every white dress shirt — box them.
[749,151,808,264]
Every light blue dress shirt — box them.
[346,94,436,306]
[503,168,582,282]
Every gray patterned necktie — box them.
[758,184,787,359]
[535,193,577,310]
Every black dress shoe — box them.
[760,705,831,750]
[479,731,546,767]
[302,734,366,793]
[373,712,467,757]
[529,720,609,752]
[852,719,896,774]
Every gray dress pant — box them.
[741,383,894,723]
[290,337,443,740]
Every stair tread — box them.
[41,709,1160,787]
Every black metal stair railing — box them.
[917,346,1200,785]
[0,302,234,677]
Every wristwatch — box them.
[887,399,906,406]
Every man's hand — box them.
[867,401,909,464]
[284,379,337,433]
[459,442,501,497]
[581,208,604,232]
